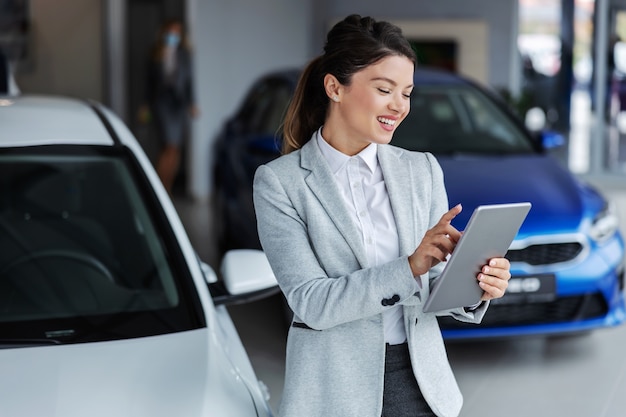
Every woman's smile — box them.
[378,116,398,131]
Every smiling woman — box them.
[253,14,513,417]
[281,14,418,155]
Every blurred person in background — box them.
[139,18,198,194]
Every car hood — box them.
[436,154,602,237]
[0,330,258,417]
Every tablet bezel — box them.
[422,202,531,313]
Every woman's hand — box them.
[189,104,200,118]
[478,257,511,301]
[408,204,463,277]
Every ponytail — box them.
[282,56,327,154]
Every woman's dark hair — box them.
[282,14,417,154]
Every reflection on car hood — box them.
[437,154,597,236]
[0,329,257,417]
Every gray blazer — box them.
[253,137,488,417]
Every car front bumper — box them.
[440,234,626,340]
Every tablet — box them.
[422,202,531,313]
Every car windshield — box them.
[0,147,203,345]
[391,83,535,155]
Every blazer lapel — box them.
[378,145,416,256]
[300,139,370,268]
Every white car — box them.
[0,95,278,417]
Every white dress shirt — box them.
[316,130,409,345]
[162,47,177,82]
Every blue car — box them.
[211,67,625,339]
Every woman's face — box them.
[323,54,414,155]
[163,23,182,47]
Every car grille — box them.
[438,293,608,329]
[505,242,583,265]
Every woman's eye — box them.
[403,93,412,99]
[377,88,391,94]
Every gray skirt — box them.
[153,100,188,147]
[382,343,437,417]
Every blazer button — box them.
[381,294,401,306]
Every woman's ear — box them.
[323,73,342,103]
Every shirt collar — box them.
[316,128,378,174]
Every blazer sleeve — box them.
[180,48,195,106]
[253,164,420,331]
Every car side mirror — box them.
[524,107,565,150]
[207,249,280,306]
[539,130,565,149]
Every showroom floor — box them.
[174,174,626,416]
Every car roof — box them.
[413,67,469,85]
[0,95,115,148]
[262,68,301,82]
[265,65,471,87]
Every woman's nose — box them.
[389,93,408,114]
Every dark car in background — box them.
[212,69,300,253]
[211,67,626,340]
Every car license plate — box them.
[491,274,556,305]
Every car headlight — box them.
[590,200,620,243]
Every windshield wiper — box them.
[0,338,62,348]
